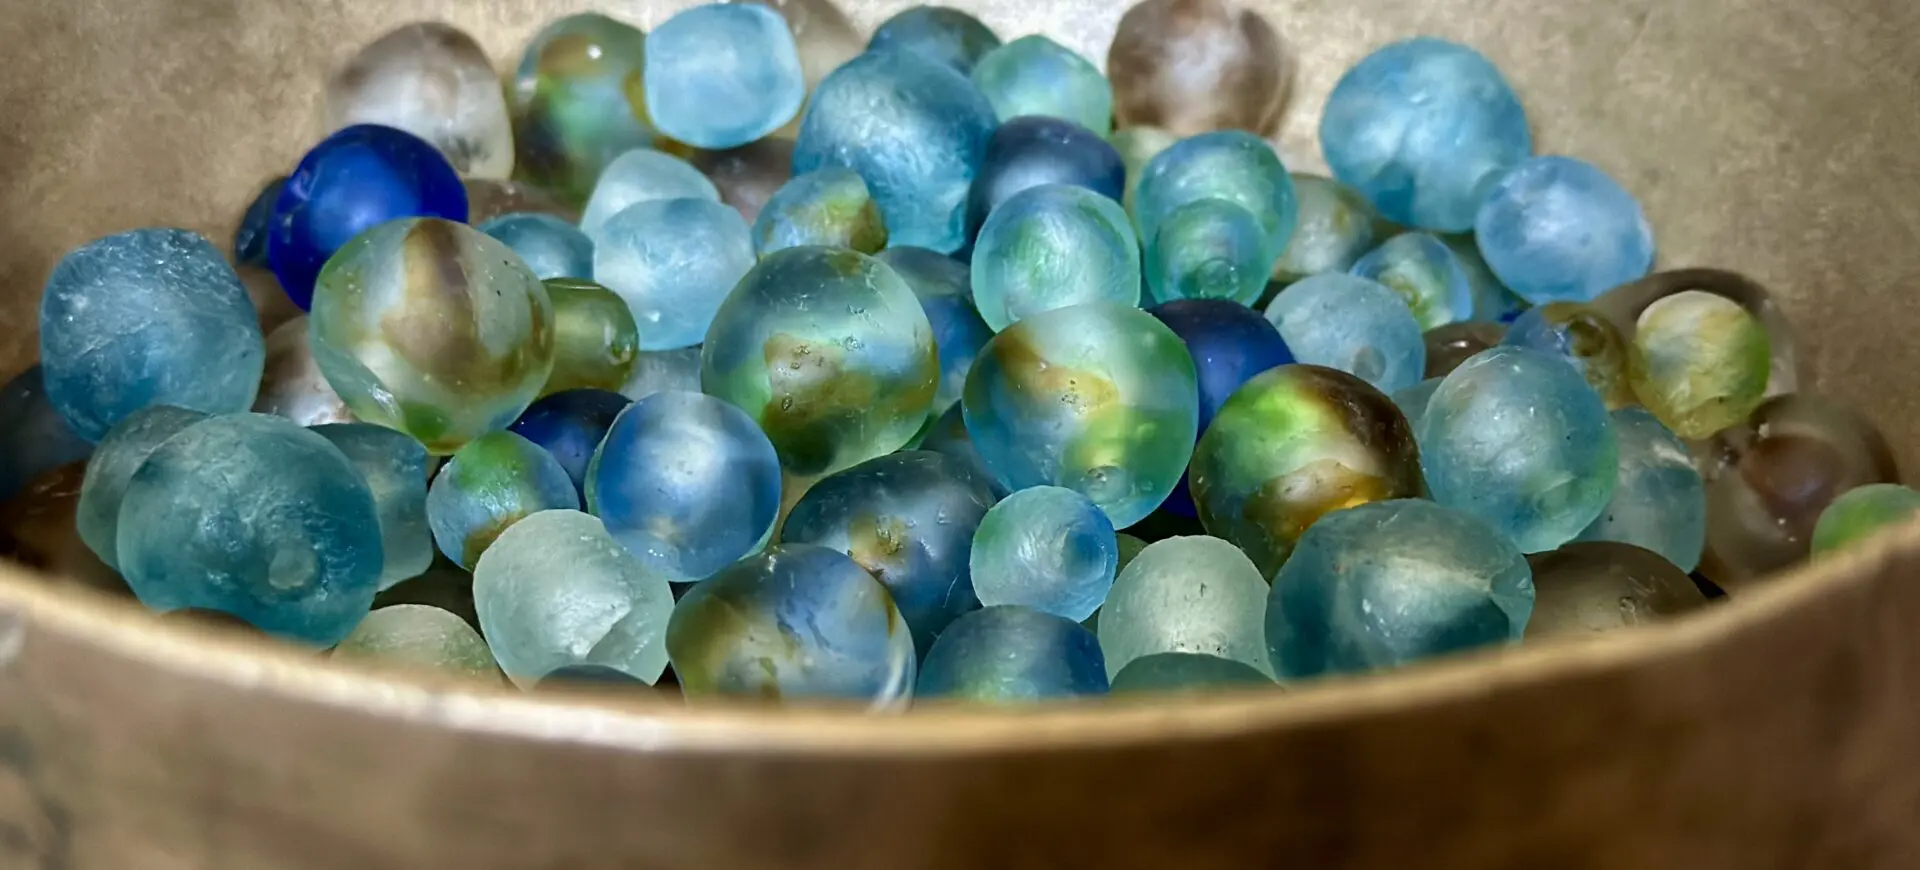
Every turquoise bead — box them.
[970,486,1117,622]
[592,197,755,351]
[1476,155,1654,304]
[1264,273,1425,394]
[971,184,1141,331]
[313,423,435,590]
[1134,130,1296,267]
[1350,233,1474,329]
[917,605,1108,703]
[479,212,593,280]
[76,405,209,569]
[970,35,1113,136]
[1144,198,1270,305]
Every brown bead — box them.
[1525,541,1710,639]
[687,137,795,224]
[1107,0,1293,138]
[1422,321,1506,378]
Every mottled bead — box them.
[1144,198,1271,305]
[310,218,555,454]
[253,317,354,427]
[325,23,513,179]
[1271,174,1386,285]
[1502,301,1633,407]
[1320,38,1531,231]
[1596,268,1806,400]
[753,168,887,256]
[1110,651,1274,694]
[1444,233,1530,322]
[970,486,1117,621]
[646,3,805,149]
[268,125,468,310]
[971,185,1140,330]
[465,178,580,225]
[427,431,579,569]
[1812,484,1920,558]
[794,49,998,253]
[1574,408,1705,571]
[1148,299,1295,517]
[966,116,1126,241]
[0,367,93,503]
[782,450,996,655]
[233,177,286,268]
[587,391,781,582]
[1264,273,1424,394]
[1525,541,1707,639]
[920,402,1011,499]
[877,247,992,414]
[1134,130,1296,266]
[1108,0,1291,138]
[1419,346,1617,553]
[578,150,722,240]
[1099,535,1272,678]
[868,5,1001,74]
[332,604,498,678]
[620,346,704,401]
[479,213,594,281]
[510,389,630,497]
[1423,320,1506,378]
[539,278,641,395]
[963,303,1199,527]
[1628,290,1771,439]
[667,543,916,704]
[1112,126,1179,215]
[687,138,795,224]
[702,247,939,477]
[1190,364,1422,576]
[313,423,435,590]
[116,414,383,646]
[1350,233,1473,330]
[970,35,1113,136]
[507,13,660,207]
[1271,499,1532,678]
[76,406,208,569]
[918,605,1108,702]
[1476,156,1654,305]
[592,198,755,351]
[474,509,675,686]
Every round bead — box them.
[1263,273,1425,394]
[1596,268,1806,399]
[1576,407,1706,571]
[1135,130,1296,265]
[877,247,992,415]
[1144,198,1271,305]
[591,197,755,352]
[1108,0,1291,137]
[254,317,354,427]
[970,486,1117,622]
[325,23,512,179]
[620,346,704,402]
[918,605,1108,703]
[1099,535,1272,679]
[646,3,805,149]
[1349,233,1474,330]
[479,213,594,281]
[0,366,94,504]
[1147,299,1295,517]
[1502,301,1633,407]
[1110,651,1274,694]
[506,13,660,206]
[542,278,641,395]
[1475,156,1654,305]
[77,406,208,569]
[312,423,435,591]
[868,5,1001,74]
[971,184,1141,331]
[509,388,632,497]
[966,116,1126,241]
[1446,233,1530,322]
[1272,174,1386,285]
[752,168,888,256]
[1524,541,1707,639]
[1812,484,1920,558]
[332,604,498,678]
[578,150,721,240]
[1628,290,1772,439]
[970,35,1113,136]
[427,431,579,569]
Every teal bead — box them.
[917,605,1108,703]
[970,486,1117,622]
[427,431,579,569]
[970,35,1113,136]
[1134,130,1296,268]
[76,405,209,569]
[1263,273,1425,395]
[1144,198,1270,305]
[313,423,435,590]
[971,184,1141,331]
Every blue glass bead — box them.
[1476,155,1655,305]
[233,176,286,267]
[479,212,593,280]
[620,346,703,401]
[877,247,992,415]
[1134,130,1296,265]
[971,184,1141,331]
[1099,535,1273,678]
[509,389,631,498]
[1350,233,1474,330]
[1268,499,1533,679]
[116,414,384,646]
[1576,407,1705,571]
[312,423,435,591]
[868,5,1001,74]
[427,431,579,569]
[1148,299,1295,518]
[1442,233,1530,322]
[918,605,1108,702]
[40,228,265,441]
[965,116,1125,242]
[1319,37,1531,232]
[920,402,1011,499]
[588,390,781,582]
[794,49,998,253]
[1418,346,1617,553]
[752,168,888,256]
[267,125,469,309]
[1271,174,1385,285]
[1392,377,1441,427]
[1502,301,1633,407]
[1110,652,1273,694]
[76,405,208,569]
[578,149,721,240]
[646,3,805,150]
[970,486,1117,622]
[1144,197,1271,305]
[1264,273,1425,394]
[593,197,755,351]
[970,35,1113,136]
[668,543,916,705]
[782,450,997,655]
[0,366,93,503]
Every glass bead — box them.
[479,213,594,281]
[313,423,435,591]
[966,116,1126,242]
[919,402,1011,500]
[254,317,355,427]
[1263,273,1425,394]
[752,168,888,256]
[970,35,1113,136]
[868,5,1001,74]
[1595,268,1806,399]
[1099,535,1272,679]
[1111,126,1179,215]
[1271,174,1386,285]
[578,149,722,240]
[918,605,1108,703]
[540,278,641,395]
[507,13,659,207]
[1423,320,1506,378]
[592,197,754,352]
[971,184,1141,331]
[0,366,93,503]
[1148,299,1295,518]
[76,405,208,570]
[1443,232,1530,322]
[1627,290,1771,439]
[509,388,631,498]
[687,137,795,224]
[331,604,498,678]
[740,0,864,95]
[1811,484,1920,558]
[1110,651,1274,694]
[1144,197,1271,305]
[620,346,704,402]
[971,486,1117,622]
[1475,156,1654,305]
[1108,0,1291,138]
[232,176,286,268]
[427,431,579,569]
[324,23,513,179]
[876,247,992,415]
[1574,407,1705,571]
[1524,541,1707,639]
[1501,301,1633,407]
[1350,232,1474,330]
[1134,130,1296,267]
[646,3,805,150]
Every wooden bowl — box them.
[4,0,1920,866]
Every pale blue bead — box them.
[1263,274,1424,394]
[1271,175,1385,284]
[970,486,1118,622]
[751,167,885,256]
[619,346,704,401]
[793,49,998,253]
[1268,499,1533,679]
[593,198,755,350]
[1442,233,1530,322]
[579,149,720,239]
[313,423,434,590]
[0,366,93,502]
[970,35,1113,136]
[971,184,1140,331]
[1350,233,1474,329]
[869,6,1001,75]
[1320,37,1532,231]
[1144,198,1270,305]
[877,247,991,414]
[917,605,1108,703]
[39,228,264,441]
[76,405,208,569]
[1134,131,1296,267]
[1475,155,1655,304]
[1418,346,1618,553]
[645,3,805,150]
[479,212,593,280]
[1577,407,1706,571]
[115,414,383,646]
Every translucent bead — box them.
[507,13,659,207]
[1263,273,1425,395]
[971,486,1117,622]
[1111,126,1179,215]
[1595,268,1807,400]
[587,391,782,582]
[702,247,939,477]
[971,185,1141,330]
[510,389,632,497]
[1444,233,1530,322]
[1423,320,1506,378]
[687,137,795,224]
[324,23,513,179]
[919,403,1010,499]
[309,218,554,454]
[1271,174,1386,285]
[332,604,498,678]
[76,406,208,569]
[1148,299,1295,518]
[313,423,435,591]
[966,116,1126,241]
[667,543,915,705]
[740,0,864,94]
[782,450,997,655]
[1099,535,1272,678]
[1134,130,1296,266]
[473,509,675,687]
[1108,0,1291,138]
[868,5,1001,74]
[1475,156,1654,305]
[1110,651,1274,694]
[752,168,888,256]
[40,229,264,441]
[0,366,93,503]
[465,178,580,225]
[1190,364,1422,575]
[232,176,285,268]
[1144,198,1270,305]
[1628,290,1771,439]
[1419,346,1617,553]
[578,150,721,240]
[253,317,354,427]
[646,3,805,150]
[1320,38,1531,231]
[116,414,383,646]
[1811,484,1920,558]
[620,346,704,402]
[592,197,755,351]
[876,247,992,415]
[963,303,1198,528]
[1571,407,1704,571]
[1270,499,1532,678]
[427,431,579,569]
[1350,233,1473,330]
[1524,541,1707,639]
[793,49,998,253]
[479,213,594,281]
[971,35,1113,136]
[542,278,641,395]
[918,605,1108,702]
[1501,301,1633,407]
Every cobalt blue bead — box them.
[232,176,286,267]
[917,604,1109,703]
[1149,298,1294,518]
[877,247,992,415]
[0,366,93,502]
[509,389,633,498]
[479,212,594,280]
[965,116,1125,242]
[868,5,1002,75]
[1475,155,1655,305]
[267,124,469,309]
[645,3,806,150]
